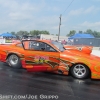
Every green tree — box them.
[85,29,93,35]
[40,30,50,35]
[56,34,58,36]
[30,30,50,36]
[11,31,16,35]
[67,30,76,36]
[79,30,83,33]
[93,31,100,38]
[16,31,29,36]
[84,29,100,38]
[30,30,40,36]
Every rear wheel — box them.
[7,54,22,69]
[70,64,89,79]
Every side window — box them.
[29,41,47,51]
[29,41,40,50]
[23,40,57,52]
[39,42,46,51]
[46,44,57,52]
[29,41,56,52]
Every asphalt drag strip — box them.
[0,62,100,100]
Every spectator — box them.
[61,40,67,45]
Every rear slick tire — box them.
[7,54,22,69]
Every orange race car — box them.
[0,39,100,79]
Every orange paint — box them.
[0,40,100,79]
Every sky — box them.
[0,0,100,36]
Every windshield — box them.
[51,41,65,52]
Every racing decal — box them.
[25,56,74,72]
[45,61,59,68]
[34,55,49,64]
[25,55,59,69]
[59,58,74,71]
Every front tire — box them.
[7,54,22,69]
[70,64,89,79]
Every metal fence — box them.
[73,38,100,47]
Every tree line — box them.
[10,30,50,37]
[10,29,100,38]
[67,29,100,38]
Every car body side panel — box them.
[0,50,7,62]
[0,40,100,79]
[59,50,100,79]
[22,50,60,72]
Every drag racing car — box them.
[0,39,100,79]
